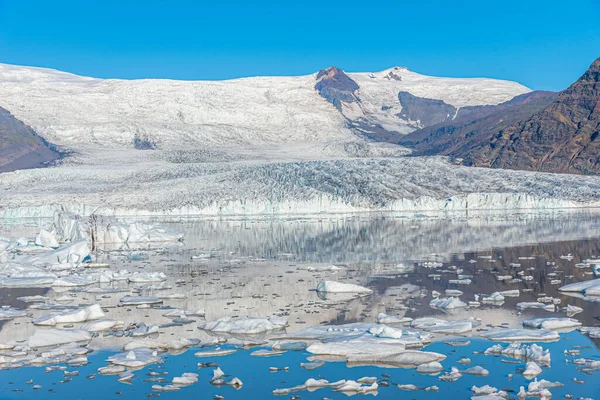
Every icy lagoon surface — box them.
[1,212,600,399]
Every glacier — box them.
[0,63,598,218]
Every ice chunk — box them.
[522,317,581,331]
[376,313,412,324]
[80,319,121,332]
[316,280,373,294]
[484,343,551,365]
[0,307,27,319]
[120,296,162,305]
[347,350,446,368]
[198,316,288,334]
[411,317,477,334]
[516,302,555,312]
[481,328,559,342]
[27,239,90,266]
[29,329,92,348]
[35,229,59,248]
[522,361,542,379]
[107,348,162,368]
[33,304,104,326]
[172,372,198,386]
[416,361,444,374]
[429,297,467,309]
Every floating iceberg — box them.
[198,316,288,335]
[33,304,104,326]
[316,280,373,294]
[522,317,581,331]
[29,329,92,348]
[107,348,162,368]
[481,328,559,342]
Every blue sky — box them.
[0,0,599,91]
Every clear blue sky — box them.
[0,0,599,91]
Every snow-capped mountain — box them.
[0,63,530,150]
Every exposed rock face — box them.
[397,91,457,127]
[403,57,600,175]
[400,91,558,157]
[480,57,600,174]
[0,107,61,173]
[315,66,360,110]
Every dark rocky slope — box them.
[402,57,600,175]
[0,107,61,173]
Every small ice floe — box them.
[157,293,187,300]
[272,341,307,351]
[448,278,471,285]
[522,361,542,379]
[299,265,345,272]
[368,325,404,339]
[346,350,446,369]
[411,317,478,334]
[16,295,48,303]
[397,384,420,390]
[522,317,581,331]
[251,349,284,357]
[499,289,520,297]
[445,340,471,347]
[124,337,199,351]
[128,272,167,283]
[438,367,462,382]
[429,297,467,309]
[172,372,198,386]
[481,328,559,343]
[151,385,180,392]
[268,366,288,372]
[579,326,600,339]
[117,371,135,383]
[333,380,378,394]
[415,361,444,374]
[33,304,105,326]
[98,365,126,375]
[472,385,506,396]
[198,316,288,335]
[80,318,122,332]
[445,289,463,296]
[457,358,472,364]
[300,360,324,370]
[0,307,27,319]
[482,292,505,304]
[485,343,551,364]
[131,323,160,337]
[561,305,583,316]
[516,302,555,312]
[315,280,373,294]
[462,365,489,376]
[210,370,243,388]
[194,348,236,357]
[272,378,345,396]
[559,278,600,294]
[375,312,412,324]
[120,296,162,306]
[28,329,92,348]
[162,309,205,318]
[107,349,162,368]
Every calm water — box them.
[0,212,599,399]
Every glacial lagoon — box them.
[0,212,599,399]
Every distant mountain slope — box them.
[0,63,529,150]
[315,66,530,143]
[400,91,559,156]
[403,57,600,175]
[0,106,60,173]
